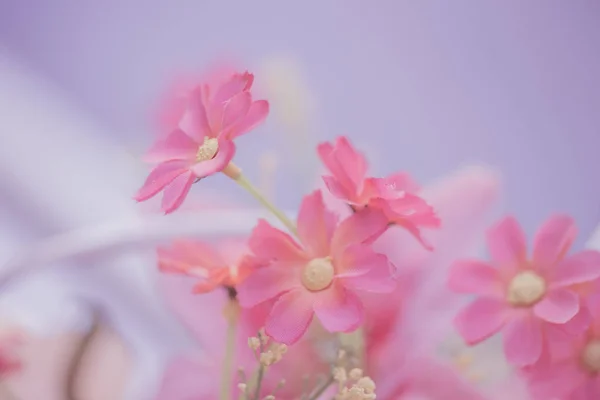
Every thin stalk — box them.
[234,174,298,237]
[307,375,335,400]
[220,299,239,400]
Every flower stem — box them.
[233,173,298,238]
[220,299,239,400]
[307,375,334,400]
[338,328,365,367]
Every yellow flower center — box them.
[301,257,335,291]
[196,137,219,162]
[506,270,546,306]
[582,340,600,372]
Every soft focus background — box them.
[0,1,599,399]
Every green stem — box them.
[307,375,335,400]
[220,300,238,400]
[253,364,265,400]
[234,174,298,238]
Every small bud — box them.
[248,337,261,350]
[333,367,347,383]
[356,377,376,393]
[348,368,363,381]
[238,383,247,392]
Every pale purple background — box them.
[1,0,599,236]
[0,2,599,398]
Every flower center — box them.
[582,340,600,372]
[301,257,335,291]
[196,137,219,162]
[506,270,546,306]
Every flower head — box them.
[318,136,440,249]
[524,294,600,399]
[157,238,255,294]
[449,215,600,366]
[0,332,23,377]
[135,68,269,213]
[237,190,395,344]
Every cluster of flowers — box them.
[137,64,600,400]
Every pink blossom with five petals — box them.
[237,190,395,344]
[135,69,269,213]
[317,136,440,250]
[449,215,600,366]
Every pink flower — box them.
[157,238,255,294]
[0,333,23,377]
[524,295,600,399]
[156,283,327,399]
[317,136,440,249]
[449,215,600,366]
[135,69,269,213]
[237,190,395,344]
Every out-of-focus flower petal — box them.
[448,259,504,297]
[503,313,543,366]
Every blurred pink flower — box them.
[135,69,269,213]
[0,333,23,377]
[156,281,327,400]
[318,136,439,250]
[157,238,255,294]
[237,190,395,344]
[450,215,600,366]
[524,294,600,399]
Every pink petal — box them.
[503,313,543,366]
[454,297,507,345]
[334,244,395,278]
[221,92,252,133]
[486,216,527,273]
[533,289,579,323]
[447,259,503,297]
[143,129,198,163]
[172,240,225,269]
[376,172,420,195]
[179,86,211,142]
[527,360,587,399]
[248,220,308,264]
[237,267,299,308]
[532,214,577,268]
[551,250,600,287]
[296,190,338,258]
[212,71,254,104]
[228,100,269,139]
[313,285,364,333]
[332,136,368,189]
[265,289,314,344]
[190,139,235,178]
[134,160,188,202]
[161,171,195,214]
[331,208,389,255]
[322,175,353,202]
[317,139,359,196]
[339,261,396,293]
